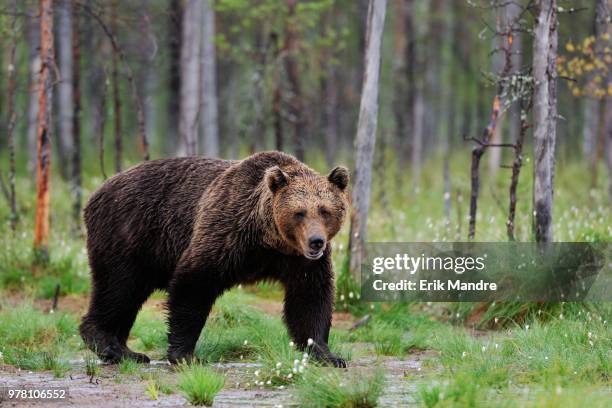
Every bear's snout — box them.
[305,234,326,260]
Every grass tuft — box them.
[295,366,385,408]
[177,364,225,406]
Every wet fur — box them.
[79,151,348,367]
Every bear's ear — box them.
[328,166,349,191]
[265,166,289,193]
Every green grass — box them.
[119,358,143,375]
[130,308,168,354]
[295,366,385,408]
[0,301,80,372]
[0,153,610,406]
[413,307,611,407]
[84,352,100,381]
[177,364,225,406]
[345,303,438,356]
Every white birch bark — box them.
[178,0,203,156]
[532,0,558,243]
[200,0,219,157]
[57,0,73,167]
[348,0,387,279]
[27,12,41,174]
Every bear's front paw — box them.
[312,350,347,368]
[167,350,195,365]
[328,355,347,368]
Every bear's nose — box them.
[308,236,325,251]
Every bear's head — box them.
[265,165,349,260]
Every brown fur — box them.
[79,151,349,367]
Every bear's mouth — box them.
[304,248,325,260]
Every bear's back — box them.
[84,157,235,283]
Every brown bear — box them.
[79,151,349,367]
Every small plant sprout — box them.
[145,380,159,401]
[85,354,100,384]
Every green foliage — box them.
[84,353,100,379]
[118,358,143,376]
[0,301,79,372]
[177,364,225,406]
[130,308,168,353]
[426,311,611,391]
[346,304,438,356]
[295,366,385,408]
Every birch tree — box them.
[200,0,219,157]
[27,9,41,174]
[57,0,73,179]
[111,0,122,172]
[72,0,82,234]
[285,0,305,161]
[167,0,182,154]
[34,0,55,261]
[348,0,387,280]
[6,0,18,231]
[179,0,203,156]
[532,0,558,243]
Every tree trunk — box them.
[7,0,18,231]
[141,0,157,151]
[321,7,339,166]
[111,0,122,172]
[179,0,203,156]
[606,95,612,200]
[532,0,558,243]
[423,0,442,154]
[57,0,73,180]
[167,0,182,155]
[272,32,284,151]
[27,10,41,175]
[582,0,607,166]
[71,0,82,234]
[34,0,55,262]
[251,30,267,153]
[284,0,305,161]
[200,0,219,157]
[348,0,387,281]
[488,3,506,177]
[392,0,410,167]
[323,63,339,166]
[588,0,610,188]
[410,0,425,189]
[603,1,612,200]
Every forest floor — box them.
[1,289,610,407]
[1,163,610,406]
[0,292,430,407]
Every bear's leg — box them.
[80,263,152,364]
[282,260,347,368]
[166,260,220,364]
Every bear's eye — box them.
[319,207,331,218]
[294,210,306,220]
